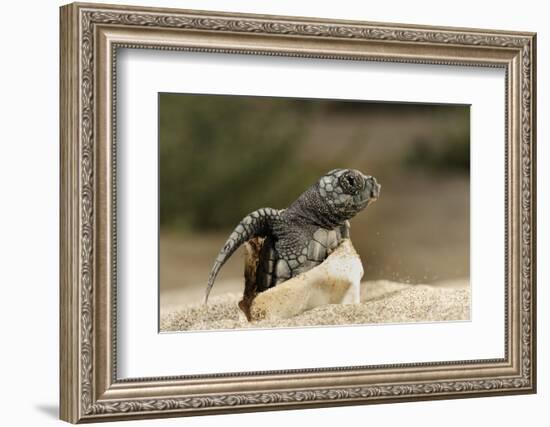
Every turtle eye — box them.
[339,171,363,195]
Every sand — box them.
[160,279,470,332]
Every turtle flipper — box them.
[204,208,280,304]
[340,220,351,239]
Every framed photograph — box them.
[60,2,537,423]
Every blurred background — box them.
[159,93,469,309]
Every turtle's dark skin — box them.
[204,169,381,304]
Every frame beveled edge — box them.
[59,2,536,423]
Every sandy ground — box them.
[160,279,470,332]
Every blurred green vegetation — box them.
[160,94,319,230]
[404,107,470,173]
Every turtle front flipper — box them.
[204,208,280,304]
[340,220,351,239]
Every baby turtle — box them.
[204,168,380,303]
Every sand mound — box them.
[160,279,470,332]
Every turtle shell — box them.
[255,226,344,292]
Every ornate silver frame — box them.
[60,2,537,423]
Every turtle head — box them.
[318,168,380,221]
